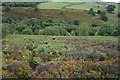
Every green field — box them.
[66,2,118,12]
[38,2,70,9]
[38,2,118,12]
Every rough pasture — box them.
[3,8,105,25]
[3,8,61,20]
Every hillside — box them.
[1,2,119,79]
[3,2,118,26]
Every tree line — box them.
[2,17,119,38]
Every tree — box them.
[34,5,38,11]
[76,23,89,36]
[91,24,98,27]
[22,28,33,35]
[99,12,108,22]
[99,23,115,36]
[34,7,38,11]
[89,27,100,36]
[97,10,101,14]
[89,8,96,16]
[5,5,10,11]
[117,13,120,18]
[89,8,93,13]
[100,15,108,22]
[106,5,116,13]
[74,20,79,25]
[47,18,53,23]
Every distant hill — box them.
[2,0,102,2]
[52,0,102,2]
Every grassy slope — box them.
[37,2,118,24]
[62,9,104,25]
[66,2,118,12]
[38,2,70,9]
[2,2,118,26]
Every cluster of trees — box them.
[97,10,108,22]
[89,8,108,22]
[2,16,119,37]
[3,2,39,12]
[89,4,116,22]
[2,2,38,7]
[89,23,119,36]
[88,8,96,16]
[106,5,116,13]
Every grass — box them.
[37,2,70,9]
[66,2,118,11]
[62,9,104,25]
[4,34,118,42]
[66,2,106,11]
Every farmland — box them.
[37,2,70,9]
[1,2,119,79]
[2,35,119,78]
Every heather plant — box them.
[2,59,32,78]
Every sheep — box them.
[53,37,56,40]
[43,41,48,44]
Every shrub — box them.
[99,23,115,36]
[34,5,39,11]
[4,5,10,11]
[99,12,108,22]
[90,24,98,27]
[89,27,100,36]
[64,25,77,33]
[38,30,45,35]
[74,20,79,25]
[22,28,33,35]
[2,25,9,38]
[39,26,59,36]
[76,23,89,36]
[89,8,96,16]
[59,27,70,36]
[47,18,53,23]
[38,26,69,36]
[100,15,108,22]
[106,5,116,13]
[97,10,101,14]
